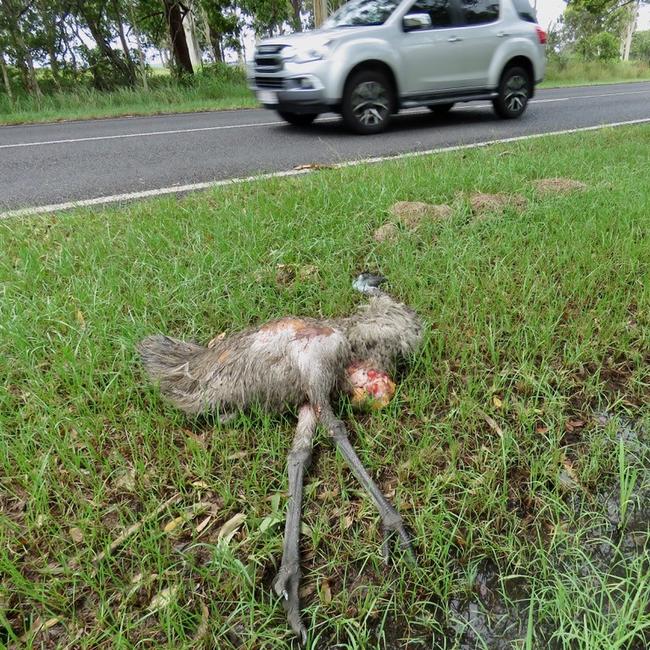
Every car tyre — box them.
[278,111,318,126]
[341,69,395,135]
[492,66,531,119]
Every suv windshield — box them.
[322,0,401,28]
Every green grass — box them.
[541,59,650,88]
[1,126,650,648]
[0,66,256,126]
[1,59,649,126]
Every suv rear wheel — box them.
[493,66,531,119]
[278,111,318,126]
[342,69,395,135]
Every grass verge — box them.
[1,126,649,648]
[0,60,649,126]
[540,59,650,88]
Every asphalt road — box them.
[1,81,649,215]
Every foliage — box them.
[0,0,304,99]
[631,28,650,62]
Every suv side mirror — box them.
[403,13,433,32]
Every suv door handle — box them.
[447,36,462,42]
[497,31,510,37]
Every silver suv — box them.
[248,0,546,134]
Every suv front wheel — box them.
[341,69,395,135]
[493,66,531,119]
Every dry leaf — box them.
[75,310,86,328]
[480,410,503,438]
[558,458,580,490]
[566,419,585,431]
[218,512,246,542]
[191,480,210,489]
[535,425,549,434]
[293,163,333,171]
[227,451,248,460]
[69,527,83,543]
[195,515,212,534]
[148,585,179,612]
[163,515,185,533]
[344,513,354,529]
[193,602,210,642]
[320,579,332,605]
[492,395,503,408]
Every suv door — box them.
[399,0,468,95]
[452,0,502,88]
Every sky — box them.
[535,0,650,31]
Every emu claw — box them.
[381,519,416,565]
[274,565,307,645]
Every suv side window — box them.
[459,0,499,25]
[405,0,455,28]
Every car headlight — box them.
[282,43,331,64]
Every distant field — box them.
[1,125,649,648]
[0,60,648,125]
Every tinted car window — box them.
[405,0,455,28]
[512,0,536,22]
[459,0,499,25]
[323,0,400,27]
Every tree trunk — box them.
[0,53,13,102]
[48,47,62,91]
[163,0,194,74]
[129,5,149,91]
[621,0,639,62]
[13,30,43,98]
[112,0,137,78]
[291,0,302,31]
[182,6,202,69]
[80,6,136,87]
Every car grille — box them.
[254,45,286,73]
[255,77,285,89]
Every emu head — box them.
[344,272,422,410]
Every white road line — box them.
[2,117,649,221]
[1,87,649,150]
[0,119,284,149]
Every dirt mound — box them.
[469,192,527,216]
[373,222,399,243]
[533,178,587,194]
[390,200,453,229]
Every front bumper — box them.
[248,65,337,114]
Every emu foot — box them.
[380,515,416,565]
[274,563,307,645]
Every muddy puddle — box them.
[377,413,650,649]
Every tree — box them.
[561,1,649,60]
[0,0,43,97]
[162,1,194,74]
[631,28,650,61]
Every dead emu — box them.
[138,273,423,643]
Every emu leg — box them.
[273,404,316,645]
[319,404,414,562]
